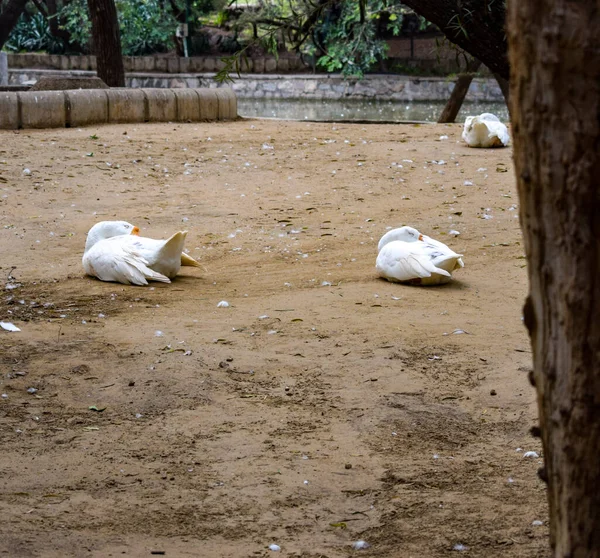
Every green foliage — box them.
[313,1,393,76]
[222,0,428,78]
[115,0,177,55]
[8,0,179,56]
[5,12,65,53]
[58,0,92,51]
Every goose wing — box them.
[376,242,451,282]
[83,237,171,285]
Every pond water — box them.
[237,98,509,123]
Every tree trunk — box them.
[507,1,600,555]
[87,0,125,87]
[437,58,481,123]
[400,0,509,81]
[45,0,76,47]
[494,73,510,106]
[0,0,28,50]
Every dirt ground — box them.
[0,119,548,558]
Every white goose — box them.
[376,226,464,285]
[462,113,510,148]
[82,220,201,285]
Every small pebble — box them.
[490,389,497,396]
[268,543,281,552]
[352,540,370,550]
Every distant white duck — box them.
[376,226,464,285]
[462,113,510,148]
[82,220,201,285]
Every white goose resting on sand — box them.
[462,113,510,148]
[82,220,201,285]
[376,226,464,285]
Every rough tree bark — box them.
[87,0,125,87]
[400,0,509,81]
[0,0,28,50]
[437,58,481,123]
[507,1,600,555]
[45,0,76,47]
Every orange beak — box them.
[131,226,140,236]
[418,234,424,241]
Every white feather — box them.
[462,113,510,148]
[82,221,200,286]
[376,226,463,286]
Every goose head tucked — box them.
[377,226,424,252]
[84,220,140,253]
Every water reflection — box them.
[238,98,509,123]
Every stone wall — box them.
[5,39,467,76]
[9,69,505,103]
[0,87,237,130]
[6,53,306,74]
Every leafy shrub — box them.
[5,12,65,54]
[8,0,179,56]
[116,0,177,55]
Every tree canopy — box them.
[2,0,509,82]
[215,0,507,82]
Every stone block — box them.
[6,53,20,69]
[253,58,265,73]
[19,91,66,129]
[197,88,218,121]
[203,57,216,72]
[0,53,7,86]
[239,57,253,72]
[122,57,134,72]
[130,57,145,72]
[76,55,92,71]
[0,92,18,129]
[277,58,289,72]
[174,89,201,121]
[49,55,62,69]
[144,88,176,122]
[106,88,145,123]
[179,58,191,74]
[214,88,237,120]
[167,57,180,73]
[187,57,204,73]
[142,57,156,72]
[65,89,108,127]
[90,56,97,70]
[30,76,108,91]
[69,56,82,70]
[288,57,304,71]
[28,54,44,68]
[184,77,198,88]
[265,58,277,73]
[155,58,168,73]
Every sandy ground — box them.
[0,119,548,557]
